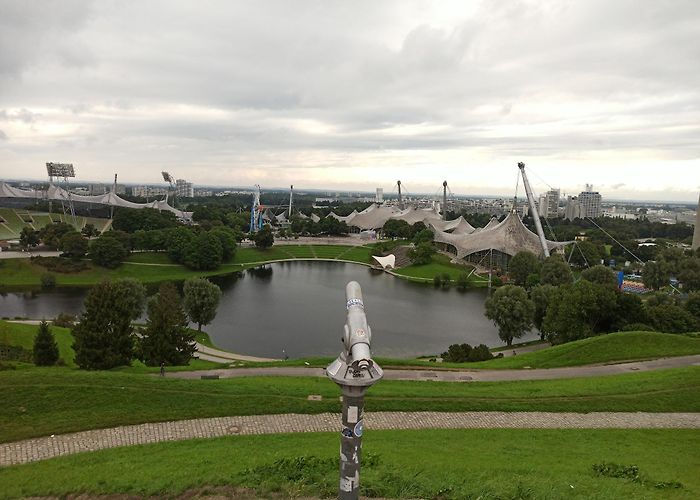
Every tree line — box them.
[485,251,700,346]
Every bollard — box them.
[326,281,383,499]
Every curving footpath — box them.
[169,354,700,382]
[2,411,699,467]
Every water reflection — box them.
[0,261,537,358]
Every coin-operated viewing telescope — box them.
[326,281,383,500]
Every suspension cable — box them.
[585,216,644,264]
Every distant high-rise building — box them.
[578,186,602,218]
[111,183,126,195]
[176,179,194,198]
[564,195,582,221]
[535,188,560,218]
[89,184,106,195]
[693,193,700,251]
[376,188,384,203]
[131,186,167,198]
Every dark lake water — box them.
[0,261,537,358]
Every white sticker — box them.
[347,406,358,423]
[340,477,353,492]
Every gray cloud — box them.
[0,0,699,199]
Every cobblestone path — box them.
[2,411,698,467]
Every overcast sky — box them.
[1,0,699,201]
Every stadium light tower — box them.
[46,162,77,226]
[162,171,176,207]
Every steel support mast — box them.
[518,162,550,258]
[397,180,403,210]
[442,180,448,220]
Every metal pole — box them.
[442,180,447,221]
[327,281,383,500]
[518,162,550,258]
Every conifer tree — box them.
[141,282,196,366]
[33,320,59,366]
[72,279,146,369]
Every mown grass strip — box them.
[1,429,698,499]
[1,366,698,442]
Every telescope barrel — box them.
[345,281,372,365]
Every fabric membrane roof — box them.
[0,181,192,220]
[431,212,570,259]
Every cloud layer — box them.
[1,0,699,200]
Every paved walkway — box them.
[169,354,700,382]
[2,411,698,467]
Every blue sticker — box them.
[354,420,363,437]
[342,427,353,438]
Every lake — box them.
[0,261,537,358]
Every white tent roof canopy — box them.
[0,181,192,220]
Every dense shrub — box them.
[441,343,493,362]
[31,256,88,273]
[40,272,56,289]
[646,304,698,333]
[53,313,76,328]
[621,323,656,332]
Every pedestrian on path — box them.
[160,361,165,377]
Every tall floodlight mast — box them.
[518,162,550,258]
[442,180,448,220]
[46,162,77,227]
[397,180,403,210]
[161,171,176,207]
[110,173,118,219]
[288,185,294,218]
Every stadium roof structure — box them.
[430,211,570,259]
[329,204,478,233]
[0,181,192,220]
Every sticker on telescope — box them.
[341,427,354,438]
[353,420,363,437]
[355,328,366,337]
[346,298,364,309]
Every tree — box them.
[33,320,59,366]
[90,235,129,268]
[509,251,541,286]
[581,265,618,288]
[183,278,222,331]
[613,292,647,331]
[657,247,686,276]
[19,227,39,249]
[184,231,223,270]
[72,279,146,369]
[252,226,274,249]
[59,232,88,260]
[565,240,604,267]
[646,304,698,334]
[540,255,573,286]
[112,207,178,232]
[485,285,535,346]
[541,281,619,343]
[412,228,434,245]
[529,284,556,336]
[81,223,99,238]
[408,242,435,265]
[456,272,471,290]
[140,282,196,366]
[642,261,669,290]
[209,227,238,261]
[165,226,196,263]
[39,222,75,249]
[678,257,700,292]
[685,292,700,322]
[382,219,411,239]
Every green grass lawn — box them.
[1,366,698,442]
[462,331,700,369]
[0,321,75,367]
[0,245,381,288]
[1,429,697,499]
[394,253,486,284]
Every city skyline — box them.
[1,1,699,202]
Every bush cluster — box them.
[31,256,88,273]
[441,343,493,363]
